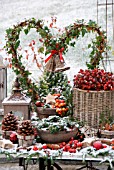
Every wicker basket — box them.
[37,128,78,143]
[37,107,56,119]
[73,88,114,128]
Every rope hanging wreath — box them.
[4,18,108,102]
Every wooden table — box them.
[19,155,114,170]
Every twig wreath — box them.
[4,18,108,102]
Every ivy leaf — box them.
[24,28,29,35]
[88,20,97,27]
[70,42,75,47]
[24,70,32,76]
[90,50,95,55]
[72,30,77,36]
[38,47,44,53]
[88,44,91,48]
[14,69,20,75]
[6,28,12,35]
[82,28,87,37]
[15,40,20,50]
[18,55,23,60]
[45,51,50,56]
[44,26,49,32]
[7,50,13,54]
[66,37,70,44]
[86,63,95,69]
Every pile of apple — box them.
[73,69,114,91]
[31,139,114,153]
[61,139,83,153]
[40,138,83,153]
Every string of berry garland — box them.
[4,18,108,102]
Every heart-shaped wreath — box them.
[5,18,108,102]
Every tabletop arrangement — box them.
[0,17,114,170]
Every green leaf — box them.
[88,20,97,27]
[90,50,95,55]
[88,44,91,48]
[66,37,70,44]
[7,50,13,54]
[14,69,20,75]
[38,47,44,53]
[86,63,95,69]
[72,29,77,36]
[82,28,87,37]
[15,40,20,50]
[44,26,49,32]
[24,28,29,35]
[24,70,32,76]
[70,42,75,47]
[6,28,12,35]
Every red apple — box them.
[77,142,83,148]
[102,144,107,148]
[68,148,76,153]
[93,141,103,150]
[42,144,47,149]
[73,140,79,145]
[62,142,66,146]
[33,146,39,151]
[35,101,42,107]
[72,143,77,149]
[59,144,63,148]
[65,144,70,150]
[10,132,17,143]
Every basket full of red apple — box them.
[72,68,114,128]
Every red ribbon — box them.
[45,48,64,63]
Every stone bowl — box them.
[37,127,78,143]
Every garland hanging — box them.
[4,18,108,102]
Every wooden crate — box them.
[101,130,114,139]
[37,107,56,119]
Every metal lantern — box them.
[2,77,31,120]
[0,56,7,117]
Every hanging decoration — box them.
[4,18,109,102]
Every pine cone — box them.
[2,111,18,131]
[17,120,34,136]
